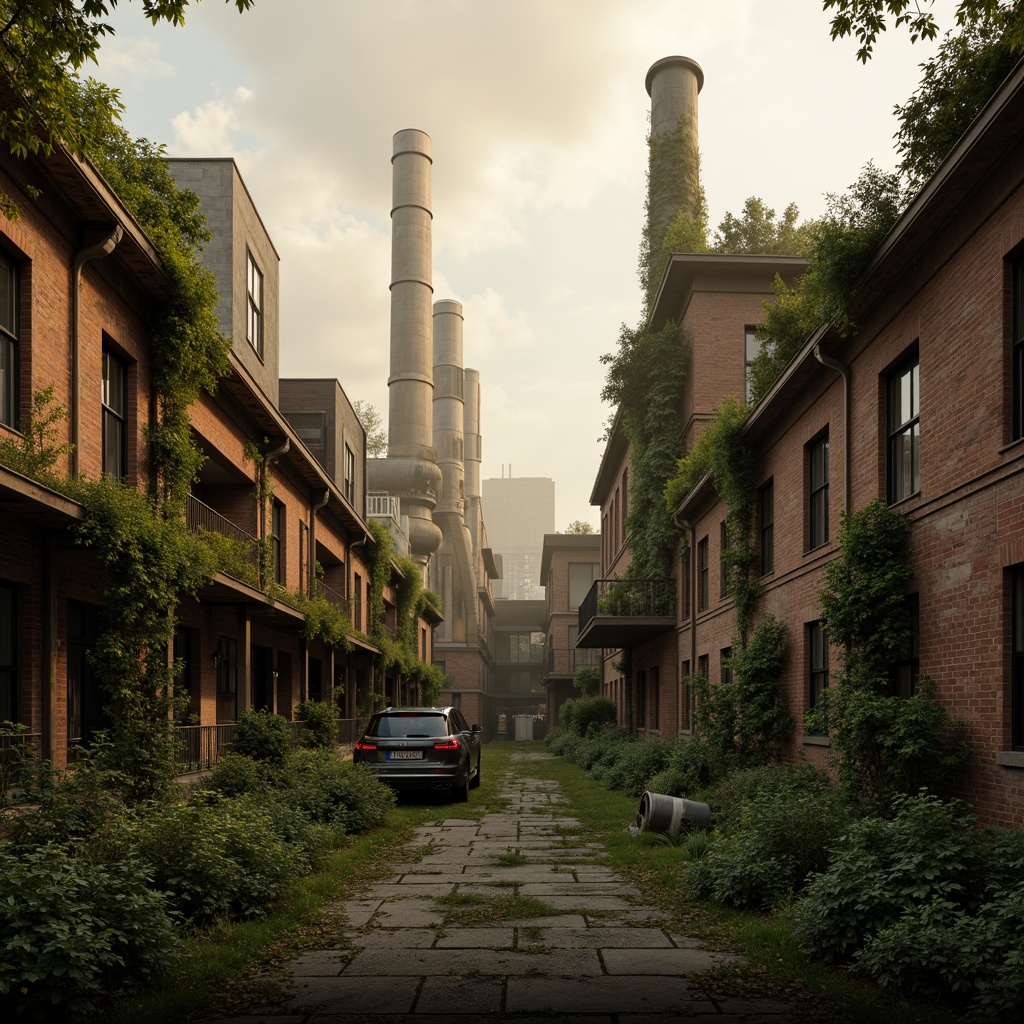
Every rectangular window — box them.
[809,433,830,549]
[298,520,308,594]
[353,572,362,632]
[720,521,729,599]
[744,326,760,403]
[636,668,647,729]
[0,583,16,723]
[102,349,127,479]
[809,620,829,712]
[889,594,920,698]
[651,666,660,730]
[0,253,17,428]
[344,444,356,504]
[888,355,920,504]
[698,536,709,611]
[568,562,599,610]
[1013,569,1024,750]
[271,501,283,585]
[697,653,709,679]
[1014,258,1024,441]
[721,647,733,685]
[680,660,691,731]
[760,479,774,575]
[246,250,264,357]
[216,636,238,724]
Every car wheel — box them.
[454,763,470,803]
[470,753,481,788]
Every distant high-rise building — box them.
[482,476,555,600]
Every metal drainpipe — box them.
[71,226,123,477]
[309,488,330,598]
[814,344,851,513]
[672,507,697,726]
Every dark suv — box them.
[353,707,482,802]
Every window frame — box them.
[246,249,264,358]
[101,347,128,479]
[697,536,709,612]
[344,443,356,504]
[0,253,18,429]
[808,432,830,550]
[1012,568,1024,750]
[809,620,829,714]
[760,479,774,576]
[887,353,920,504]
[744,325,760,403]
[1013,257,1024,442]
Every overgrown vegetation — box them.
[812,500,969,814]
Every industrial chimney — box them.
[368,129,443,570]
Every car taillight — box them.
[433,739,460,750]
[355,740,377,752]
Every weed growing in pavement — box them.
[434,891,560,927]
[495,848,529,866]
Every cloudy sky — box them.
[91,0,951,530]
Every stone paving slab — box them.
[603,946,740,974]
[342,945,604,976]
[432,926,516,947]
[415,975,504,1013]
[505,975,705,1015]
[281,975,421,1013]
[520,926,674,948]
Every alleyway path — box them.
[203,754,796,1023]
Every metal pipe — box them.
[71,225,122,476]
[814,343,851,513]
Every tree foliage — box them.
[711,197,814,256]
[353,400,387,458]
[563,519,595,534]
[823,0,1024,61]
[748,163,906,405]
[894,10,1022,188]
[0,1,254,217]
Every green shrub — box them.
[0,843,177,1018]
[296,699,340,749]
[131,793,311,922]
[704,762,833,830]
[231,708,291,764]
[646,738,719,797]
[544,729,580,758]
[560,695,617,737]
[282,748,395,834]
[794,792,1001,962]
[689,787,850,910]
[203,752,276,797]
[602,739,677,797]
[567,728,634,774]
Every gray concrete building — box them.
[482,476,555,600]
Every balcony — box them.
[313,579,347,606]
[186,494,260,585]
[576,578,676,649]
[545,647,601,677]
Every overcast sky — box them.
[92,0,952,530]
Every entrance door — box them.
[67,601,105,747]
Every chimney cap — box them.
[645,55,704,97]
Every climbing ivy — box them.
[665,395,760,643]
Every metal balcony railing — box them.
[545,647,601,675]
[577,577,676,648]
[367,493,400,521]
[186,494,260,582]
[313,579,347,606]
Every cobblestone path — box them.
[206,757,795,1023]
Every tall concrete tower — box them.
[369,129,443,571]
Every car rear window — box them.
[368,713,448,738]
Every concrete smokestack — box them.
[464,368,481,506]
[645,55,703,142]
[432,300,466,517]
[370,129,443,569]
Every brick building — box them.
[0,146,438,770]
[583,58,1024,827]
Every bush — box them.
[560,695,617,737]
[296,699,340,749]
[704,762,833,830]
[203,752,275,797]
[794,793,1024,1018]
[231,708,291,764]
[282,748,395,834]
[0,843,177,1018]
[566,728,634,774]
[689,786,850,910]
[602,739,678,797]
[646,738,719,798]
[131,793,312,922]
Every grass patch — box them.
[435,889,560,927]
[516,740,960,1024]
[494,848,529,866]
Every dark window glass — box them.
[760,480,774,575]
[1013,569,1024,750]
[697,654,709,679]
[0,583,15,722]
[888,356,920,503]
[889,595,920,698]
[102,349,127,479]
[698,536,709,611]
[680,548,690,618]
[651,666,660,730]
[216,636,238,723]
[271,501,283,584]
[809,621,829,714]
[246,250,264,357]
[809,434,830,549]
[720,521,729,599]
[344,444,356,504]
[0,254,17,429]
[1014,259,1024,441]
[680,661,691,731]
[636,669,647,729]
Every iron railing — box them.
[367,493,400,520]
[546,646,601,675]
[579,577,676,632]
[313,579,347,606]
[186,494,260,581]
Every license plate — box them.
[387,751,423,760]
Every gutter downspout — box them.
[672,506,697,731]
[309,489,330,598]
[71,226,123,477]
[813,344,851,513]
